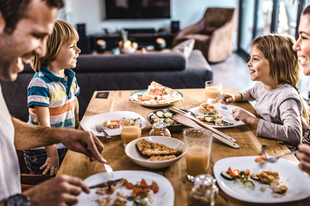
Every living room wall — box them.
[60,0,239,35]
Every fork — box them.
[263,150,298,163]
[221,105,232,114]
[95,124,111,138]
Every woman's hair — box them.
[0,0,64,34]
[31,19,79,71]
[251,34,309,122]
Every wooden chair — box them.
[16,150,52,191]
[172,7,236,63]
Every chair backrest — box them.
[202,7,236,29]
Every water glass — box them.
[205,81,222,103]
[184,128,213,180]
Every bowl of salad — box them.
[146,108,195,132]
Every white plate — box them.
[80,111,147,137]
[125,136,185,169]
[188,104,255,128]
[213,156,310,203]
[129,89,184,107]
[75,170,174,206]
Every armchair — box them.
[172,7,236,63]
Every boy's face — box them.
[53,40,81,70]
[293,14,310,76]
[0,0,58,82]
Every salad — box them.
[196,114,233,126]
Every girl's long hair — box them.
[251,34,309,122]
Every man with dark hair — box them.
[0,0,106,205]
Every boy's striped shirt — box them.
[27,66,80,130]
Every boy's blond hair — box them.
[31,19,79,71]
[251,34,309,122]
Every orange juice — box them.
[186,145,210,176]
[121,126,141,144]
[205,86,222,99]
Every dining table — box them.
[57,88,310,206]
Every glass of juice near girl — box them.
[205,80,222,103]
[120,118,142,147]
[184,128,213,181]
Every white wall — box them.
[62,0,239,35]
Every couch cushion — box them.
[74,52,186,72]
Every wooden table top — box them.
[57,88,310,206]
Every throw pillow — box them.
[172,39,195,59]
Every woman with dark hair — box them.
[293,4,310,176]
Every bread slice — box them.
[136,139,182,157]
[147,155,177,161]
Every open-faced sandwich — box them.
[136,138,182,161]
[131,81,183,105]
[196,102,232,126]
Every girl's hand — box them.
[232,108,258,127]
[221,93,235,104]
[40,156,59,175]
[297,144,310,175]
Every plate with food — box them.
[188,103,255,128]
[125,136,185,169]
[146,109,195,131]
[213,156,310,203]
[80,111,148,137]
[75,170,174,206]
[130,81,183,107]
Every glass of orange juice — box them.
[120,118,142,147]
[184,128,213,181]
[205,81,222,103]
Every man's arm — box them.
[12,117,106,163]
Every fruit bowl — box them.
[121,47,137,54]
[119,40,138,54]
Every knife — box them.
[89,178,124,189]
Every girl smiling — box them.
[221,34,308,147]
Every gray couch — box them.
[1,49,213,122]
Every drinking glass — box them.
[205,81,222,103]
[120,118,142,147]
[183,128,213,181]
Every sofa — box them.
[1,49,213,122]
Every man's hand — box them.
[297,144,310,175]
[59,129,106,163]
[23,175,89,206]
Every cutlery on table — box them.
[103,163,114,177]
[95,124,111,138]
[263,150,298,163]
[170,108,239,149]
[89,178,123,189]
[262,144,267,158]
[217,93,233,114]
[172,114,239,149]
[217,92,224,100]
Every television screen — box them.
[104,0,170,19]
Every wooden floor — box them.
[210,52,255,92]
